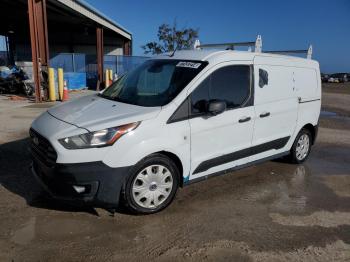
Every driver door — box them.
[189,63,255,180]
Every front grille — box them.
[29,128,57,167]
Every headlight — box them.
[58,122,140,149]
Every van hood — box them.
[48,94,161,131]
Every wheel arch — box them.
[155,151,184,187]
[301,123,317,144]
[117,147,187,189]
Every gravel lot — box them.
[0,86,349,261]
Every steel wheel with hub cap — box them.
[289,128,312,164]
[296,134,310,161]
[123,154,179,214]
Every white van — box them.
[30,47,321,214]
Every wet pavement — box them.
[0,93,350,261]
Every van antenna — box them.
[169,45,178,57]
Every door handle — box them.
[259,112,270,118]
[238,116,251,123]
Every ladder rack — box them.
[194,35,312,59]
[264,45,313,59]
[197,41,256,49]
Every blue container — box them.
[65,72,87,90]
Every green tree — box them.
[142,22,199,55]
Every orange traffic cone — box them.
[62,80,69,101]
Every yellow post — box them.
[48,68,56,102]
[105,69,110,88]
[58,68,64,101]
[109,69,113,83]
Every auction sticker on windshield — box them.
[176,61,202,69]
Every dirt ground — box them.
[0,85,350,261]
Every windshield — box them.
[100,59,207,107]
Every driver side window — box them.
[190,65,251,116]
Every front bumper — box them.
[31,157,130,208]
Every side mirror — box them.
[208,100,226,116]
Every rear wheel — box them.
[289,129,312,164]
[123,154,179,214]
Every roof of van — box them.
[154,49,319,68]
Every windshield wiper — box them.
[99,93,130,104]
[98,93,116,101]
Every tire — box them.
[123,154,179,214]
[288,128,312,164]
[23,83,34,96]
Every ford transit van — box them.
[30,49,321,214]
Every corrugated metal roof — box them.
[56,0,132,40]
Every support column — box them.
[123,40,132,56]
[5,36,11,65]
[28,0,49,102]
[6,35,15,65]
[96,27,104,91]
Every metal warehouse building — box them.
[0,0,136,102]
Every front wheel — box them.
[288,129,312,164]
[123,154,179,214]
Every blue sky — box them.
[85,0,350,73]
